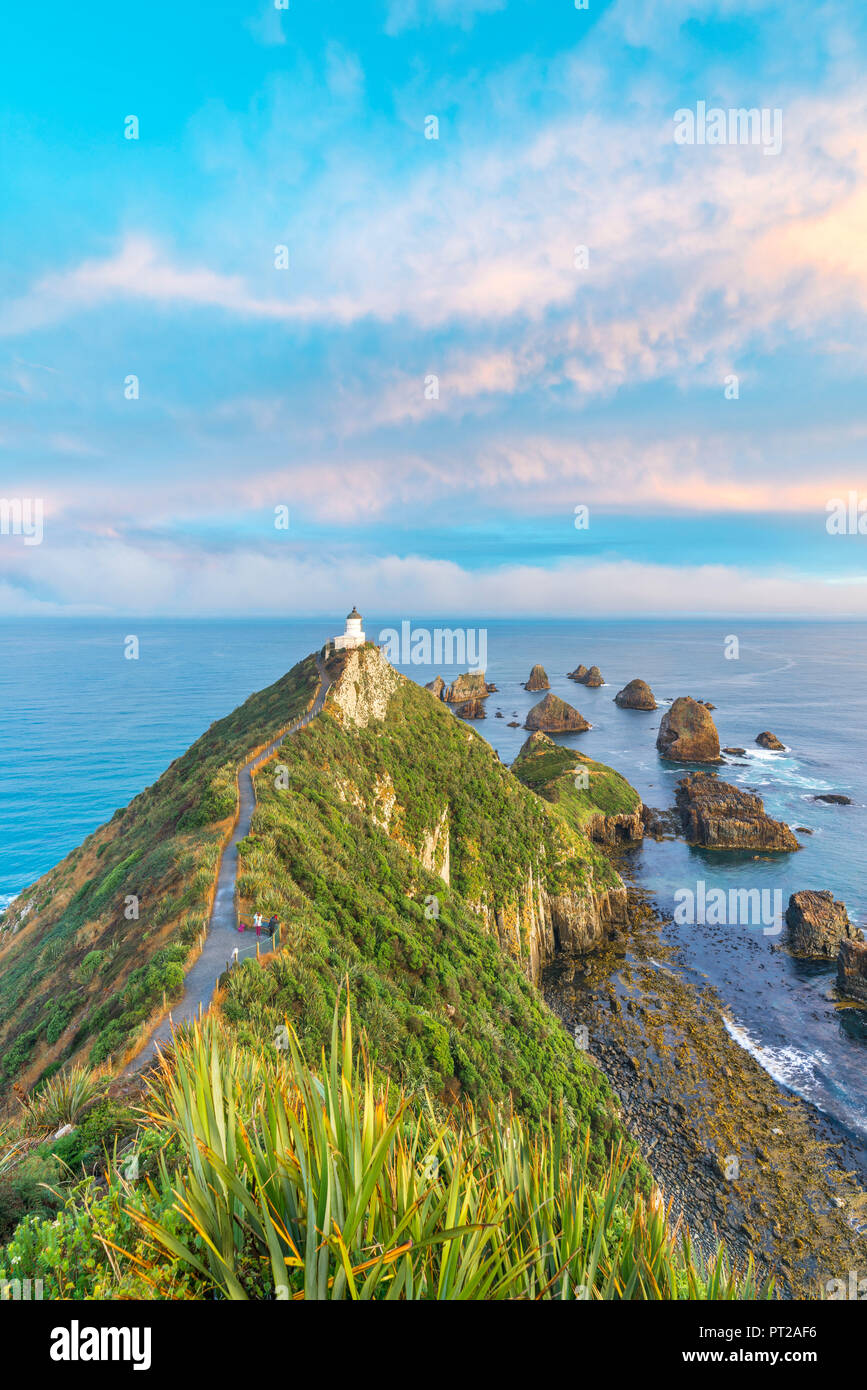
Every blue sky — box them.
[1,0,866,616]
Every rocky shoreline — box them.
[543,869,867,1297]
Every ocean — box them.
[1,616,865,1141]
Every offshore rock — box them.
[454,698,486,720]
[657,696,721,763]
[675,774,801,851]
[837,939,867,1004]
[524,664,550,691]
[442,671,492,703]
[614,678,656,710]
[573,665,604,686]
[756,731,785,751]
[522,658,547,686]
[525,693,591,733]
[785,890,862,959]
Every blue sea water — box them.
[1,617,865,1140]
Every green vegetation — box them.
[0,1006,769,1299]
[0,657,319,1085]
[21,1062,104,1132]
[223,672,625,1161]
[0,648,774,1298]
[512,733,641,833]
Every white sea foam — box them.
[723,1016,820,1087]
[721,1014,864,1125]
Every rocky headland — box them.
[511,731,644,845]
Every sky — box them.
[0,0,866,617]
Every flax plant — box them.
[21,1063,104,1133]
[131,1003,771,1301]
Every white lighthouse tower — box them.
[333,605,366,652]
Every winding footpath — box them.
[132,653,332,1070]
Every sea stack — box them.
[656,696,721,763]
[525,693,591,733]
[574,665,604,687]
[442,672,492,703]
[567,664,588,682]
[524,664,550,691]
[614,678,656,710]
[454,698,486,720]
[785,890,863,959]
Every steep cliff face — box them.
[581,809,645,845]
[471,865,628,984]
[326,644,401,727]
[420,806,451,884]
[321,646,627,984]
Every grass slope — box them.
[512,734,641,834]
[0,657,319,1090]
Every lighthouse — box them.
[333,606,366,652]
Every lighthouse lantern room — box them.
[333,606,366,651]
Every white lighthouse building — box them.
[333,606,366,652]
